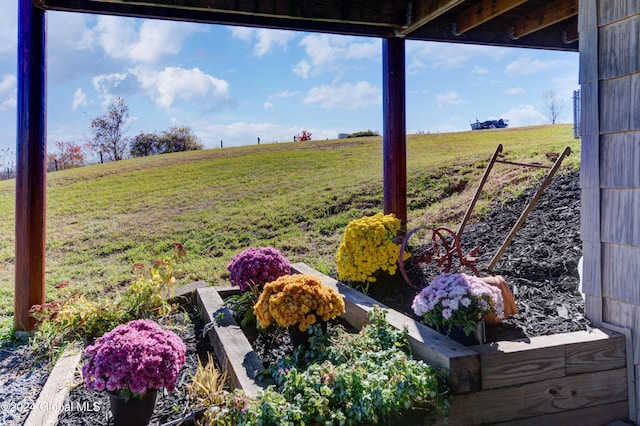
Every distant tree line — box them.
[130,126,203,157]
[0,148,15,180]
[46,97,204,172]
[347,130,379,138]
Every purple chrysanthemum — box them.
[227,246,291,291]
[82,319,186,396]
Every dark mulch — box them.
[360,168,589,342]
[57,305,213,426]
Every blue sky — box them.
[0,4,579,155]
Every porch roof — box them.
[36,0,578,51]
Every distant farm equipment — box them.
[470,118,509,130]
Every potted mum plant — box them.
[82,319,187,426]
[412,273,505,345]
[253,274,345,347]
[336,212,405,284]
[225,246,291,327]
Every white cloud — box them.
[505,87,526,95]
[94,16,204,63]
[270,90,299,99]
[72,88,89,111]
[229,27,253,42]
[437,91,467,108]
[230,27,296,56]
[92,72,130,105]
[264,102,274,110]
[253,29,296,56]
[303,81,381,109]
[505,57,572,76]
[295,34,379,76]
[0,74,17,112]
[407,41,509,70]
[293,60,312,78]
[501,104,546,127]
[132,66,231,110]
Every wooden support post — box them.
[15,0,47,332]
[382,37,407,226]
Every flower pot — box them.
[108,389,157,426]
[288,321,327,348]
[446,320,485,346]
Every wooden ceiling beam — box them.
[398,0,466,36]
[454,0,528,35]
[41,0,405,27]
[563,19,579,44]
[511,0,577,39]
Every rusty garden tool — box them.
[399,145,571,290]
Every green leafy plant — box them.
[29,243,187,344]
[205,306,450,425]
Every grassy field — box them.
[0,124,580,336]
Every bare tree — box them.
[90,97,130,162]
[541,89,565,124]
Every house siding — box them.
[580,1,640,421]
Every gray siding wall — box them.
[579,0,640,421]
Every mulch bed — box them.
[360,168,589,342]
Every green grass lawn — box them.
[0,124,580,336]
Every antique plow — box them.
[399,144,571,290]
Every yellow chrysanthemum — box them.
[335,213,402,283]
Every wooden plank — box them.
[565,329,626,374]
[382,38,407,225]
[602,299,640,365]
[492,401,629,426]
[597,0,640,26]
[444,368,628,425]
[292,262,481,393]
[599,76,632,134]
[62,0,404,27]
[631,76,640,130]
[585,294,603,329]
[477,342,565,390]
[578,29,598,84]
[602,244,640,305]
[601,321,637,423]
[598,18,639,80]
[600,133,639,188]
[580,189,600,242]
[600,189,634,244]
[636,364,640,423]
[474,329,625,389]
[170,280,209,305]
[195,287,270,398]
[15,0,47,332]
[512,0,577,39]
[214,285,241,299]
[454,0,527,35]
[577,0,597,32]
[399,0,465,36]
[24,348,81,426]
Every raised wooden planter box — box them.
[196,263,631,425]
